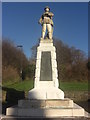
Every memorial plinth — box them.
[6,39,86,117]
[6,100,85,117]
[28,38,64,100]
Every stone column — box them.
[28,39,64,99]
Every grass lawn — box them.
[60,81,88,91]
[2,80,88,92]
[2,80,34,92]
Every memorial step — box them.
[6,103,85,117]
[18,98,73,108]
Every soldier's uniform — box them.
[39,6,54,39]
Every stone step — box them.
[6,103,85,117]
[18,98,73,108]
[1,116,89,120]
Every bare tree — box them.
[2,38,29,81]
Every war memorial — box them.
[4,6,89,119]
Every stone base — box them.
[28,87,64,99]
[6,104,85,117]
[1,116,90,120]
[18,98,73,108]
[6,99,85,117]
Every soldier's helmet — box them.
[44,6,50,11]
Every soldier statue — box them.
[39,6,54,40]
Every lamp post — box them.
[17,45,23,81]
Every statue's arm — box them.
[38,18,42,24]
[49,12,54,17]
[38,15,43,24]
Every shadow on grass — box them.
[75,100,90,113]
[2,86,25,115]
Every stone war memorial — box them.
[6,6,87,118]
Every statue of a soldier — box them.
[39,6,54,40]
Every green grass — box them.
[60,81,88,91]
[2,80,88,92]
[3,80,34,92]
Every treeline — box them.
[31,38,88,82]
[2,38,35,83]
[2,38,88,83]
[54,38,88,81]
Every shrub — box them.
[2,66,20,84]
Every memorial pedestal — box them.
[6,39,86,117]
[28,39,64,99]
[6,99,85,117]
